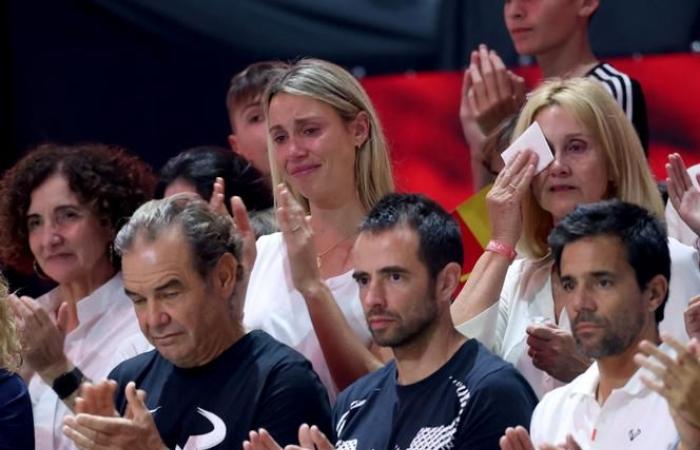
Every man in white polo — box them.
[500,200,696,450]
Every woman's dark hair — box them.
[0,143,155,273]
[156,146,273,214]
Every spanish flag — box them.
[452,184,491,283]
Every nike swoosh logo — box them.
[149,406,162,415]
[175,407,227,450]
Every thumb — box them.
[124,381,148,420]
[56,301,78,334]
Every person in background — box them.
[244,58,395,402]
[462,0,648,189]
[157,145,276,236]
[227,61,289,183]
[0,143,154,450]
[452,78,699,399]
[0,273,34,450]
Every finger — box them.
[565,434,582,450]
[231,195,252,230]
[209,177,226,214]
[639,372,666,396]
[670,153,694,191]
[74,413,135,435]
[513,425,535,450]
[689,294,700,308]
[490,49,512,101]
[124,381,150,421]
[499,150,533,183]
[510,72,527,104]
[63,419,103,450]
[470,51,487,109]
[258,428,283,450]
[309,425,334,450]
[14,295,46,328]
[461,67,473,104]
[638,340,677,369]
[478,45,499,104]
[513,155,537,194]
[526,324,556,340]
[297,423,313,448]
[634,353,667,381]
[665,172,683,210]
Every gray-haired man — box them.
[63,195,330,450]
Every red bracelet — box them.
[485,240,517,261]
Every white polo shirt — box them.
[530,361,679,450]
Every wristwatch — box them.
[52,366,85,399]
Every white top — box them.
[530,361,678,450]
[30,273,151,450]
[665,163,700,250]
[455,237,698,398]
[244,232,372,403]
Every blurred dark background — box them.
[2,0,699,173]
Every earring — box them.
[108,242,117,267]
[33,260,51,281]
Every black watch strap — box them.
[52,366,85,399]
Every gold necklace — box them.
[316,233,357,268]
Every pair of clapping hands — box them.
[460,43,526,139]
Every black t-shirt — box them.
[587,62,649,154]
[109,330,331,449]
[333,339,538,450]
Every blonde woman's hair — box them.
[0,274,21,372]
[263,58,394,213]
[514,78,663,258]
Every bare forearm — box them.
[450,250,511,326]
[302,282,382,390]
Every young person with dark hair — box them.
[226,61,289,181]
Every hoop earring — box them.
[33,260,51,281]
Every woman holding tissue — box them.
[0,143,154,450]
[451,78,700,398]
[243,58,394,402]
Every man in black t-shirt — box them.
[62,195,331,450]
[244,193,537,450]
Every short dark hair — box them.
[0,143,155,273]
[548,199,670,323]
[156,146,273,214]
[360,193,463,279]
[226,60,289,131]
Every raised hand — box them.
[460,44,526,136]
[276,184,322,297]
[9,294,72,377]
[487,150,538,247]
[635,335,700,450]
[666,153,700,236]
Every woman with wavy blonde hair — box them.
[451,77,700,399]
[244,58,394,401]
[0,274,34,449]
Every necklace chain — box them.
[316,233,357,268]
